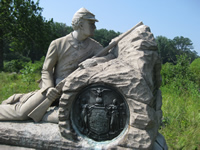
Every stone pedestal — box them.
[0,121,81,149]
[0,121,167,149]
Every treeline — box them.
[156,36,198,64]
[0,0,199,72]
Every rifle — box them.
[28,21,143,122]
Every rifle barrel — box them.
[95,21,143,57]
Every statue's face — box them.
[81,19,96,37]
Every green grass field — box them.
[0,72,40,101]
[160,85,200,149]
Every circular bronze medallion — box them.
[71,84,129,141]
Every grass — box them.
[0,72,40,102]
[160,85,200,150]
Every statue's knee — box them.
[18,112,29,120]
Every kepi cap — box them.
[72,8,98,22]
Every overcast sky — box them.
[36,0,200,55]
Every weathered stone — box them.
[0,121,80,150]
[119,126,158,149]
[127,98,157,129]
[0,144,34,150]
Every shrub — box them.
[4,60,25,73]
[161,62,175,86]
[20,57,44,84]
[190,58,200,86]
[161,54,198,96]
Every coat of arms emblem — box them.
[71,84,128,141]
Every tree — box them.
[173,36,193,52]
[8,0,47,61]
[50,22,73,39]
[156,36,176,64]
[93,29,120,47]
[156,36,198,64]
[0,25,3,70]
[0,0,13,70]
[172,36,198,62]
[0,0,54,68]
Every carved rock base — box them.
[0,121,80,150]
[0,121,167,150]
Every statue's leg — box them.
[42,106,59,123]
[0,89,46,121]
[1,94,23,105]
[0,104,29,120]
[19,89,46,117]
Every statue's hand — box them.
[79,58,97,69]
[46,87,60,101]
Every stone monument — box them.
[0,8,168,150]
[58,22,168,150]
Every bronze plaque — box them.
[71,84,128,141]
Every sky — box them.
[36,0,200,55]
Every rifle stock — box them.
[28,79,66,122]
[28,21,143,122]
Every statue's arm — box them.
[93,42,116,63]
[41,40,58,93]
[79,47,116,69]
[94,52,116,64]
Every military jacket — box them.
[41,33,103,91]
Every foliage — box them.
[93,29,120,47]
[0,57,44,102]
[156,36,199,64]
[4,60,25,72]
[3,56,44,73]
[0,72,40,103]
[0,0,57,69]
[0,0,42,63]
[161,54,198,95]
[20,56,44,84]
[156,36,176,63]
[50,22,73,39]
[7,0,52,61]
[0,0,13,70]
[160,54,200,149]
[190,58,200,86]
[160,86,200,150]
